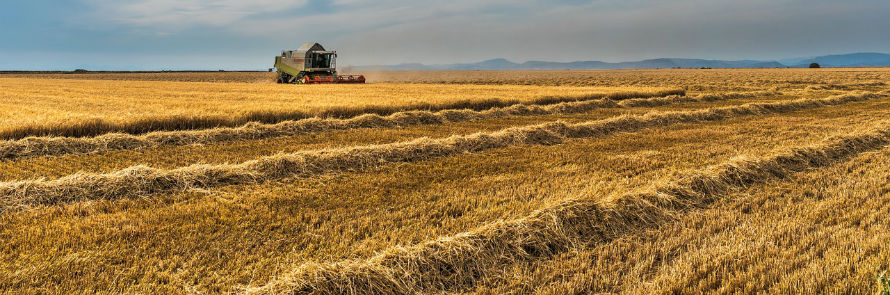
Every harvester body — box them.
[274,42,365,84]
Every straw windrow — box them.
[0,91,881,211]
[247,125,890,295]
[0,89,724,160]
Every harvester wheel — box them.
[277,73,293,84]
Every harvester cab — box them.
[274,42,365,84]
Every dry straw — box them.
[248,125,890,295]
[0,89,695,160]
[0,91,881,212]
[804,81,887,91]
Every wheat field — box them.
[0,68,888,294]
[0,77,676,139]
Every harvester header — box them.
[274,42,365,84]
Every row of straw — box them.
[248,125,890,295]
[0,91,879,212]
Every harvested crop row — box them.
[485,140,890,295]
[0,92,881,211]
[805,81,888,91]
[2,90,780,161]
[0,88,684,140]
[248,126,890,295]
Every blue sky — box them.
[1,0,887,70]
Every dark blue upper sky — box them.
[1,0,887,70]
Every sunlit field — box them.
[0,68,888,294]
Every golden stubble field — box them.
[0,68,888,295]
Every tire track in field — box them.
[247,125,890,295]
[0,91,881,212]
[0,89,710,160]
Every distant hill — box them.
[781,52,890,67]
[353,52,888,71]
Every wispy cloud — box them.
[85,0,308,27]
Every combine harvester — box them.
[274,42,365,84]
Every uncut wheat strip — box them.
[0,89,685,142]
[0,91,880,212]
[0,89,757,161]
[247,125,890,295]
[0,89,688,141]
[0,89,688,159]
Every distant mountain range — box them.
[352,52,889,71]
